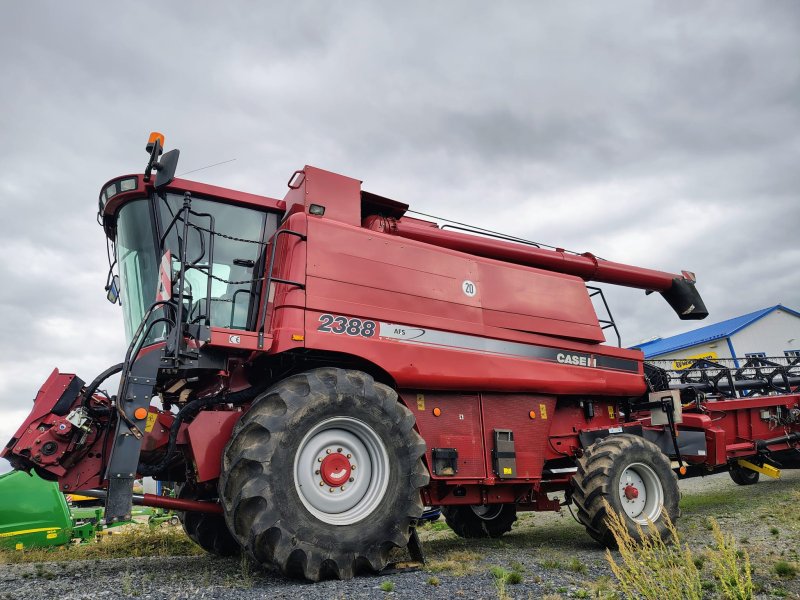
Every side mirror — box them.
[106,275,121,304]
[155,149,180,189]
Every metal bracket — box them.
[737,459,781,479]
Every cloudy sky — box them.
[1,2,798,472]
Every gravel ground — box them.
[2,470,799,600]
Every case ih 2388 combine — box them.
[4,134,800,580]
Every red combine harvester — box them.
[4,134,800,580]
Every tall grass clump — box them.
[604,501,702,600]
[707,518,753,600]
[605,501,753,600]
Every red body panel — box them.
[187,410,242,482]
[677,394,800,465]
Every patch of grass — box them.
[679,489,752,514]
[427,576,440,586]
[379,580,394,592]
[427,549,482,576]
[588,575,617,599]
[489,565,523,598]
[567,556,588,574]
[509,560,525,573]
[574,590,590,599]
[773,561,797,579]
[427,520,450,532]
[770,527,780,536]
[506,570,522,584]
[0,525,203,564]
[542,558,563,569]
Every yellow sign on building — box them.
[672,351,718,370]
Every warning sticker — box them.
[145,412,158,433]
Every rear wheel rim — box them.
[294,416,390,525]
[470,504,503,520]
[618,462,663,525]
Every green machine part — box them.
[0,470,74,550]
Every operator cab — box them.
[99,133,283,347]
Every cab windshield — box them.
[115,194,275,345]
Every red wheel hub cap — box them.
[320,453,352,487]
[623,484,639,500]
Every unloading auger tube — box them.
[383,217,708,320]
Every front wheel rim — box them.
[618,462,664,525]
[294,416,390,526]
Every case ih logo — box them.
[556,353,596,367]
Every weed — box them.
[490,566,509,600]
[707,518,753,600]
[506,570,523,584]
[575,590,589,599]
[773,561,797,579]
[542,558,562,569]
[604,502,702,600]
[121,570,133,596]
[489,565,507,579]
[568,556,587,574]
[588,575,617,599]
[509,560,525,573]
[556,586,568,593]
[239,553,254,589]
[739,536,749,545]
[379,580,394,592]
[427,576,440,586]
[428,549,481,576]
[770,527,780,536]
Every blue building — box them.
[632,305,800,368]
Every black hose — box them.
[137,383,267,477]
[81,363,124,416]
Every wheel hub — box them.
[623,484,639,500]
[618,462,664,524]
[319,452,353,487]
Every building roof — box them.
[632,305,800,358]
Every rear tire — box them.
[220,368,429,581]
[571,434,679,547]
[176,483,240,556]
[442,503,517,538]
[728,462,759,486]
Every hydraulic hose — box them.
[81,362,124,416]
[137,383,267,476]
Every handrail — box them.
[257,228,307,349]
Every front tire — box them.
[571,434,679,547]
[442,504,517,538]
[176,483,241,556]
[220,368,429,581]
